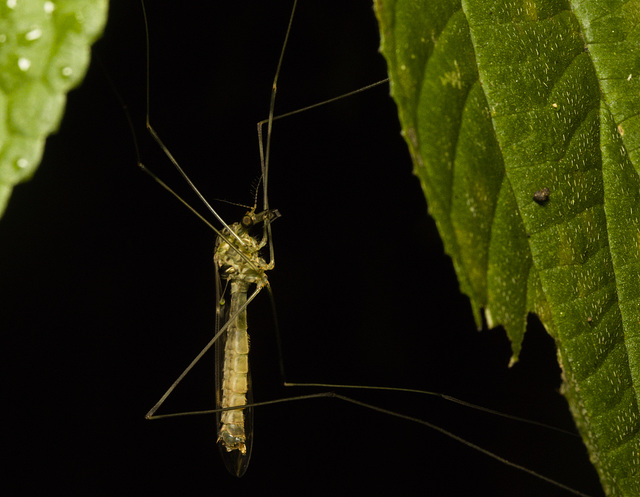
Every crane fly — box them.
[137,0,287,476]
[131,1,601,494]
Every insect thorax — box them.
[214,221,270,288]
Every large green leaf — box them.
[0,0,108,217]
[374,0,640,495]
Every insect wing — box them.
[214,261,254,477]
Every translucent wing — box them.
[214,251,254,478]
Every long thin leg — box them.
[145,284,266,420]
[139,0,245,249]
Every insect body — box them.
[214,208,279,475]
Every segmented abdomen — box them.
[218,281,250,453]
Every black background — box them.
[1,1,604,496]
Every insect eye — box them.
[242,215,253,227]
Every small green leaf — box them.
[374,0,640,495]
[0,0,108,217]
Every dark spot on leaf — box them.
[533,187,550,204]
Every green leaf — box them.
[374,0,640,495]
[0,0,108,217]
